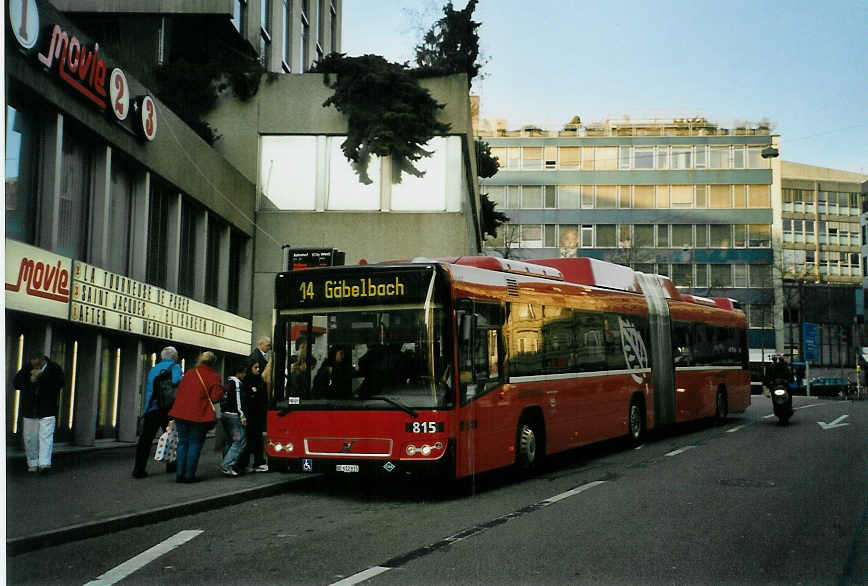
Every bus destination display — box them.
[286,268,436,308]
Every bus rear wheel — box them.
[516,418,542,474]
[628,397,645,446]
[714,388,728,424]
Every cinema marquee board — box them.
[70,261,252,355]
[4,240,72,319]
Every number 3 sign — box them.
[133,95,158,141]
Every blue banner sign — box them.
[803,322,819,362]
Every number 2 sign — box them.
[109,69,129,121]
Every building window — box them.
[670,185,693,208]
[672,264,692,287]
[596,224,616,247]
[710,265,732,287]
[233,0,247,33]
[656,224,670,247]
[695,264,709,288]
[522,147,542,169]
[5,104,39,244]
[595,147,617,170]
[316,0,325,61]
[709,184,731,208]
[260,0,272,67]
[618,185,632,208]
[205,218,224,306]
[581,185,594,209]
[748,184,770,208]
[228,231,245,313]
[670,147,691,169]
[619,146,631,169]
[749,224,771,247]
[544,185,557,208]
[656,146,668,169]
[733,224,747,248]
[521,186,543,208]
[559,147,579,169]
[695,146,707,169]
[655,185,670,208]
[596,185,616,209]
[558,185,579,208]
[710,146,729,169]
[330,1,338,54]
[733,264,748,287]
[58,128,93,260]
[282,0,291,71]
[521,225,543,248]
[300,0,310,71]
[559,224,578,249]
[178,199,198,297]
[709,225,731,248]
[634,185,653,209]
[544,146,557,169]
[107,159,134,275]
[543,224,557,247]
[634,147,654,169]
[733,146,745,169]
[146,182,172,288]
[581,225,594,248]
[634,225,654,247]
[672,225,692,248]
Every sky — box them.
[341,0,868,175]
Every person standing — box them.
[132,346,182,478]
[244,336,271,472]
[219,359,257,476]
[169,351,223,483]
[13,353,65,473]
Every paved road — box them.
[8,396,867,585]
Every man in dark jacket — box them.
[13,353,65,473]
[241,336,271,472]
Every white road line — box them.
[726,425,745,433]
[542,480,608,505]
[331,566,392,586]
[83,530,203,586]
[665,445,697,457]
[764,402,826,418]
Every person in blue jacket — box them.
[133,346,183,478]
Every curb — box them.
[7,474,313,556]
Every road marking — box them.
[763,403,830,419]
[817,414,851,430]
[329,480,607,586]
[83,530,203,586]
[726,425,745,433]
[331,566,391,586]
[665,445,697,457]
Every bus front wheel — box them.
[516,416,543,474]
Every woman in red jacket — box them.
[169,351,224,483]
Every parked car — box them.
[807,376,850,397]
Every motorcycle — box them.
[771,378,793,424]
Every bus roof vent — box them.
[449,256,564,280]
[506,278,520,297]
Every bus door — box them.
[457,300,508,476]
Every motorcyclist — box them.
[765,355,792,391]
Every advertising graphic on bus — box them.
[266,256,749,480]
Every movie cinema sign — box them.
[8,0,157,141]
[4,240,72,320]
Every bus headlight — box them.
[404,442,444,458]
[268,440,294,453]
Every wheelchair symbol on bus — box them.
[302,459,313,472]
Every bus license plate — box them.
[335,464,359,473]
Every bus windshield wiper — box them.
[368,395,418,418]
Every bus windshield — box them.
[273,306,452,410]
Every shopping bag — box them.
[154,420,178,463]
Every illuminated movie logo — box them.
[619,317,648,383]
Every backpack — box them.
[152,367,177,410]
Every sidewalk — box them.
[5,437,308,555]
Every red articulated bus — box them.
[266,256,749,480]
